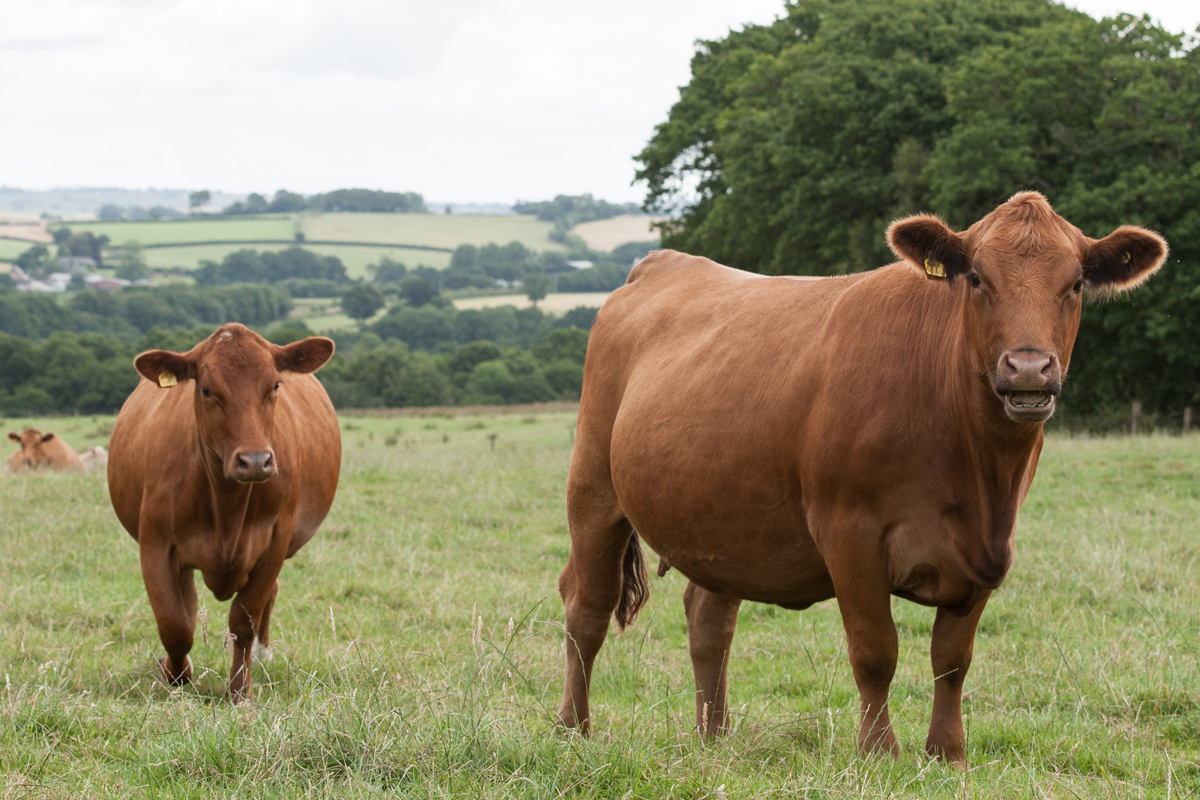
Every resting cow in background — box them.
[108,323,341,701]
[557,192,1167,764]
[7,429,86,471]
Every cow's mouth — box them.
[1002,390,1056,422]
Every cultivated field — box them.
[570,214,664,252]
[452,292,611,312]
[53,217,297,246]
[141,243,453,277]
[2,414,1198,797]
[299,213,566,253]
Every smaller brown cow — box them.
[7,429,86,471]
[108,324,341,701]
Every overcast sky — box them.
[1,0,1196,206]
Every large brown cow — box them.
[7,428,86,471]
[557,192,1167,764]
[108,323,341,701]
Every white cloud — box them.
[1,0,1196,204]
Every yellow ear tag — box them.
[924,256,946,280]
[157,371,178,388]
[1121,251,1132,265]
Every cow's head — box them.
[888,192,1167,424]
[7,428,56,470]
[134,324,334,484]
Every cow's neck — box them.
[944,308,1045,580]
[197,437,257,558]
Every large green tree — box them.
[637,0,1200,418]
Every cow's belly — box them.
[609,411,831,606]
[646,530,835,608]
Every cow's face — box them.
[7,429,55,469]
[134,325,334,484]
[889,192,1166,424]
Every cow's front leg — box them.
[683,581,741,736]
[227,551,287,702]
[140,545,197,686]
[925,596,989,765]
[827,547,899,757]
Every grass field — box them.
[570,215,664,252]
[299,213,565,253]
[452,292,611,312]
[288,297,389,332]
[141,243,453,277]
[53,217,297,246]
[2,416,1199,798]
[0,237,33,261]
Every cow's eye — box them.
[1073,280,1083,294]
[274,381,281,392]
[969,273,982,288]
[200,386,211,398]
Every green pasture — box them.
[2,415,1199,797]
[289,297,388,332]
[56,216,296,246]
[299,212,566,252]
[140,242,452,277]
[0,237,35,262]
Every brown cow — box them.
[557,192,1166,764]
[108,323,341,701]
[7,428,86,471]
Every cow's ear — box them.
[40,432,55,443]
[887,214,969,282]
[7,432,19,443]
[134,350,194,388]
[1083,226,1167,294]
[275,337,334,374]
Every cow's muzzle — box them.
[230,450,277,483]
[994,349,1061,423]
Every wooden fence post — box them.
[1131,400,1142,435]
[1184,406,1193,434]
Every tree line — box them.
[0,289,595,415]
[637,0,1200,420]
[221,188,427,215]
[0,284,289,341]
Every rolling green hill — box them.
[39,212,569,274]
[299,212,566,252]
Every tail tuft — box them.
[614,532,650,630]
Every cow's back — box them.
[44,436,85,470]
[580,251,863,436]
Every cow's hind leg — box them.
[228,562,286,702]
[557,484,648,733]
[140,548,197,686]
[683,581,742,736]
[254,579,280,662]
[925,596,989,766]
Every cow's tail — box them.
[615,531,650,631]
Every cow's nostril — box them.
[235,452,274,477]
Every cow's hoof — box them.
[925,738,967,769]
[158,655,192,686]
